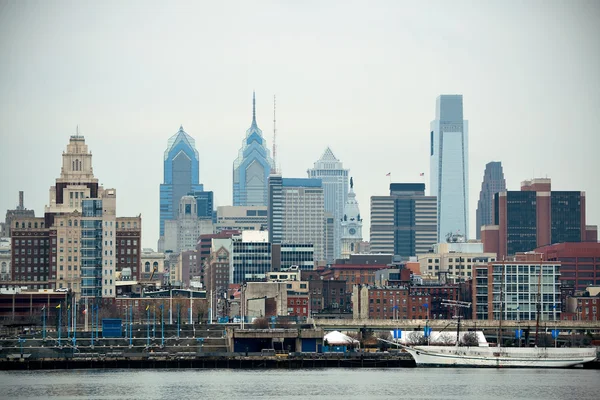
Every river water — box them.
[0,368,598,399]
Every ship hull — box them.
[404,346,597,368]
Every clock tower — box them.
[341,177,363,259]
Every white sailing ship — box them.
[402,344,597,368]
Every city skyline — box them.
[1,1,599,249]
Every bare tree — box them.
[432,333,454,346]
[407,331,428,346]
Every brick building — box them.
[352,285,431,320]
[535,242,600,292]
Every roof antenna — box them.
[272,94,278,174]
[252,91,256,123]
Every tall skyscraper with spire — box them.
[430,94,469,241]
[159,126,203,240]
[233,92,275,206]
[307,147,349,261]
[475,161,506,239]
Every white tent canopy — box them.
[324,331,359,346]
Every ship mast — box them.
[498,263,505,347]
[442,300,471,346]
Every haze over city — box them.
[1,0,599,249]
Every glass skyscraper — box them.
[307,147,349,261]
[159,125,203,237]
[233,92,275,206]
[430,95,469,241]
[475,161,506,239]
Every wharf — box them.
[0,353,416,370]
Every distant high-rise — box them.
[233,92,275,206]
[307,147,349,261]
[370,183,437,257]
[268,176,325,263]
[475,162,506,239]
[159,126,203,238]
[430,94,469,240]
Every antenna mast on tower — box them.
[272,94,278,174]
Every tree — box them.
[461,332,479,347]
[432,333,454,346]
[407,331,428,346]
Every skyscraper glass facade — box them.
[81,199,103,298]
[233,93,275,206]
[476,161,506,239]
[307,147,349,260]
[159,126,203,236]
[551,192,582,244]
[430,95,469,241]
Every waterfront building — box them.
[307,147,349,260]
[370,183,437,257]
[475,162,506,240]
[482,178,597,259]
[215,206,268,233]
[430,94,469,240]
[163,196,214,254]
[340,177,363,259]
[268,176,325,262]
[302,270,349,314]
[232,92,275,206]
[536,242,600,292]
[352,285,431,320]
[472,254,561,321]
[159,125,203,239]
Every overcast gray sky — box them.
[1,0,599,249]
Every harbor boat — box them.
[402,344,597,368]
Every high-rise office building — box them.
[159,125,203,239]
[475,162,506,240]
[370,183,437,257]
[268,177,325,262]
[233,92,275,206]
[482,178,597,259]
[307,147,349,261]
[430,94,469,240]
